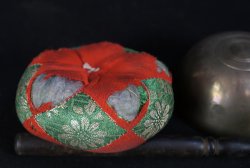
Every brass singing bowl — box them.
[182,32,250,137]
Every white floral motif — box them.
[141,100,170,139]
[149,90,157,101]
[94,112,104,120]
[73,106,83,114]
[72,99,96,115]
[84,100,96,115]
[58,116,107,149]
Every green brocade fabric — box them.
[138,86,148,108]
[36,93,126,150]
[133,78,174,140]
[16,65,40,123]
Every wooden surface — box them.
[15,133,250,157]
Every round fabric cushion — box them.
[15,42,174,153]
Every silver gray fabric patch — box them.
[107,85,140,121]
[156,60,169,75]
[32,74,83,108]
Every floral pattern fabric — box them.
[58,116,107,149]
[36,93,126,150]
[133,78,174,140]
[16,65,40,123]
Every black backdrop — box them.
[1,0,250,167]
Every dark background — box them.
[1,0,250,167]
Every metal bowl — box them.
[182,32,250,137]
